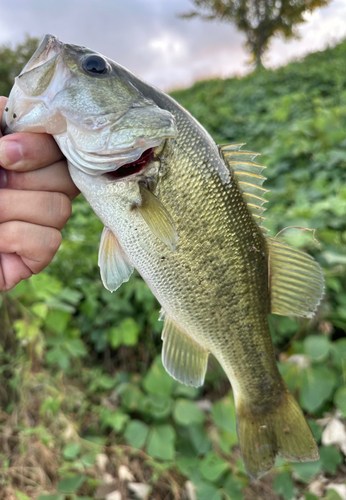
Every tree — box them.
[180,0,331,68]
[0,35,40,96]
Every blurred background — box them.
[1,1,346,500]
[1,0,346,89]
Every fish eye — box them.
[82,55,109,75]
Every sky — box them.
[0,0,346,91]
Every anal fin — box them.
[161,315,209,387]
[266,236,324,318]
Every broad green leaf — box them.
[304,494,319,500]
[60,287,83,305]
[125,420,149,449]
[63,442,81,460]
[218,428,238,454]
[176,455,200,476]
[174,384,199,399]
[195,481,222,500]
[110,317,140,348]
[274,471,294,500]
[65,338,87,357]
[300,366,336,412]
[200,452,229,482]
[223,474,244,500]
[45,310,71,334]
[46,347,70,370]
[211,398,236,433]
[31,302,48,319]
[325,490,343,500]
[146,425,176,460]
[188,424,212,455]
[81,453,96,467]
[143,356,175,396]
[82,435,106,446]
[291,460,322,483]
[320,445,342,473]
[145,394,172,420]
[38,496,64,500]
[57,475,86,493]
[120,383,147,412]
[304,335,331,361]
[334,386,346,417]
[173,399,205,426]
[331,338,346,369]
[102,409,129,432]
[308,419,322,442]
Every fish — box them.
[2,34,324,480]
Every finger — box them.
[0,253,33,291]
[5,160,80,200]
[0,132,64,171]
[0,221,62,274]
[0,189,72,229]
[0,97,8,139]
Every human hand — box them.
[0,96,80,291]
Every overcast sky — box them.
[1,0,346,90]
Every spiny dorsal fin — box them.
[161,314,209,387]
[219,143,269,233]
[266,236,325,318]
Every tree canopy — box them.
[180,0,331,68]
[0,35,39,96]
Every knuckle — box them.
[0,190,11,220]
[46,228,62,255]
[56,192,72,227]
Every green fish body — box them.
[3,35,324,479]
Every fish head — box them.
[3,34,176,189]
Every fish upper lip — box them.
[19,34,63,76]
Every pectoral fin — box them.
[98,227,134,292]
[161,315,209,387]
[266,236,324,318]
[138,184,178,251]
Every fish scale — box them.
[3,34,324,480]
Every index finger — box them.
[0,96,64,172]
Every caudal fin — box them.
[236,389,319,480]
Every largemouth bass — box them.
[2,35,324,479]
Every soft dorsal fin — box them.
[161,314,209,387]
[266,236,324,318]
[219,143,269,233]
[98,227,134,292]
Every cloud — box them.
[0,0,345,90]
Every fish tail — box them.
[235,388,319,480]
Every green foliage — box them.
[0,35,40,96]
[57,475,86,494]
[274,471,294,499]
[2,37,346,498]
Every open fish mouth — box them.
[106,147,154,180]
[60,133,166,178]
